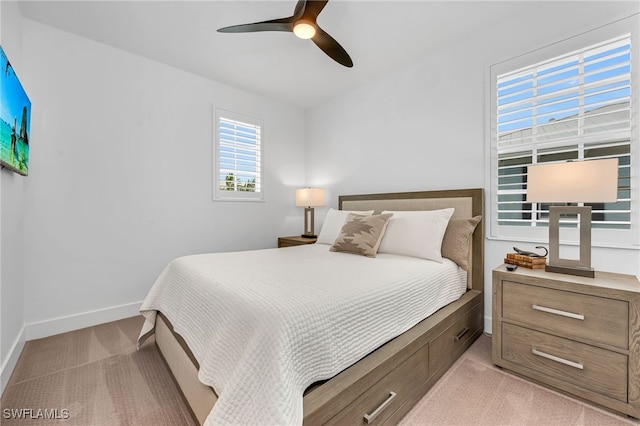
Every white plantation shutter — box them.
[497,36,631,151]
[489,16,639,246]
[214,109,263,201]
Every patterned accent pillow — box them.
[441,215,482,270]
[330,213,394,257]
[316,208,375,245]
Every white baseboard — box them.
[2,301,143,396]
[484,315,492,335]
[1,326,26,396]
[25,301,143,341]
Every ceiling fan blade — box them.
[312,27,353,67]
[293,0,307,19]
[301,0,329,20]
[217,17,294,34]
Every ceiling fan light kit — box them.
[293,20,316,39]
[217,0,353,68]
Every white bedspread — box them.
[138,244,466,425]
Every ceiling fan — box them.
[217,0,353,68]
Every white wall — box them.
[0,0,26,393]
[19,20,306,340]
[305,2,640,333]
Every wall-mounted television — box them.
[1,45,31,176]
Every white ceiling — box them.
[16,1,638,109]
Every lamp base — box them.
[302,207,316,239]
[545,264,595,278]
[546,205,595,279]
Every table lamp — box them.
[296,187,325,238]
[526,158,618,278]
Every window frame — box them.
[213,108,264,202]
[486,15,640,248]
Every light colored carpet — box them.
[1,316,638,425]
[401,335,638,426]
[1,316,196,426]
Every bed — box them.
[138,188,484,425]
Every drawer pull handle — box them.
[532,348,584,370]
[454,327,470,342]
[532,304,585,320]
[363,391,397,424]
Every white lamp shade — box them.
[295,188,325,207]
[527,158,618,203]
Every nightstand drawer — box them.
[502,323,628,403]
[502,281,628,349]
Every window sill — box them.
[213,198,266,203]
[486,235,640,251]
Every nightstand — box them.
[277,236,317,248]
[492,265,640,418]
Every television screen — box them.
[1,45,31,176]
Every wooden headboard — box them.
[339,188,484,292]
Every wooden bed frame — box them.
[154,188,485,425]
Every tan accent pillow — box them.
[316,208,375,245]
[441,215,482,270]
[330,213,394,257]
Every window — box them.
[489,16,639,246]
[214,109,263,201]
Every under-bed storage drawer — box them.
[326,301,483,425]
[502,323,628,403]
[429,302,482,375]
[325,339,429,425]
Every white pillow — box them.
[316,208,374,245]
[378,208,455,262]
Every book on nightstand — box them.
[504,252,546,269]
